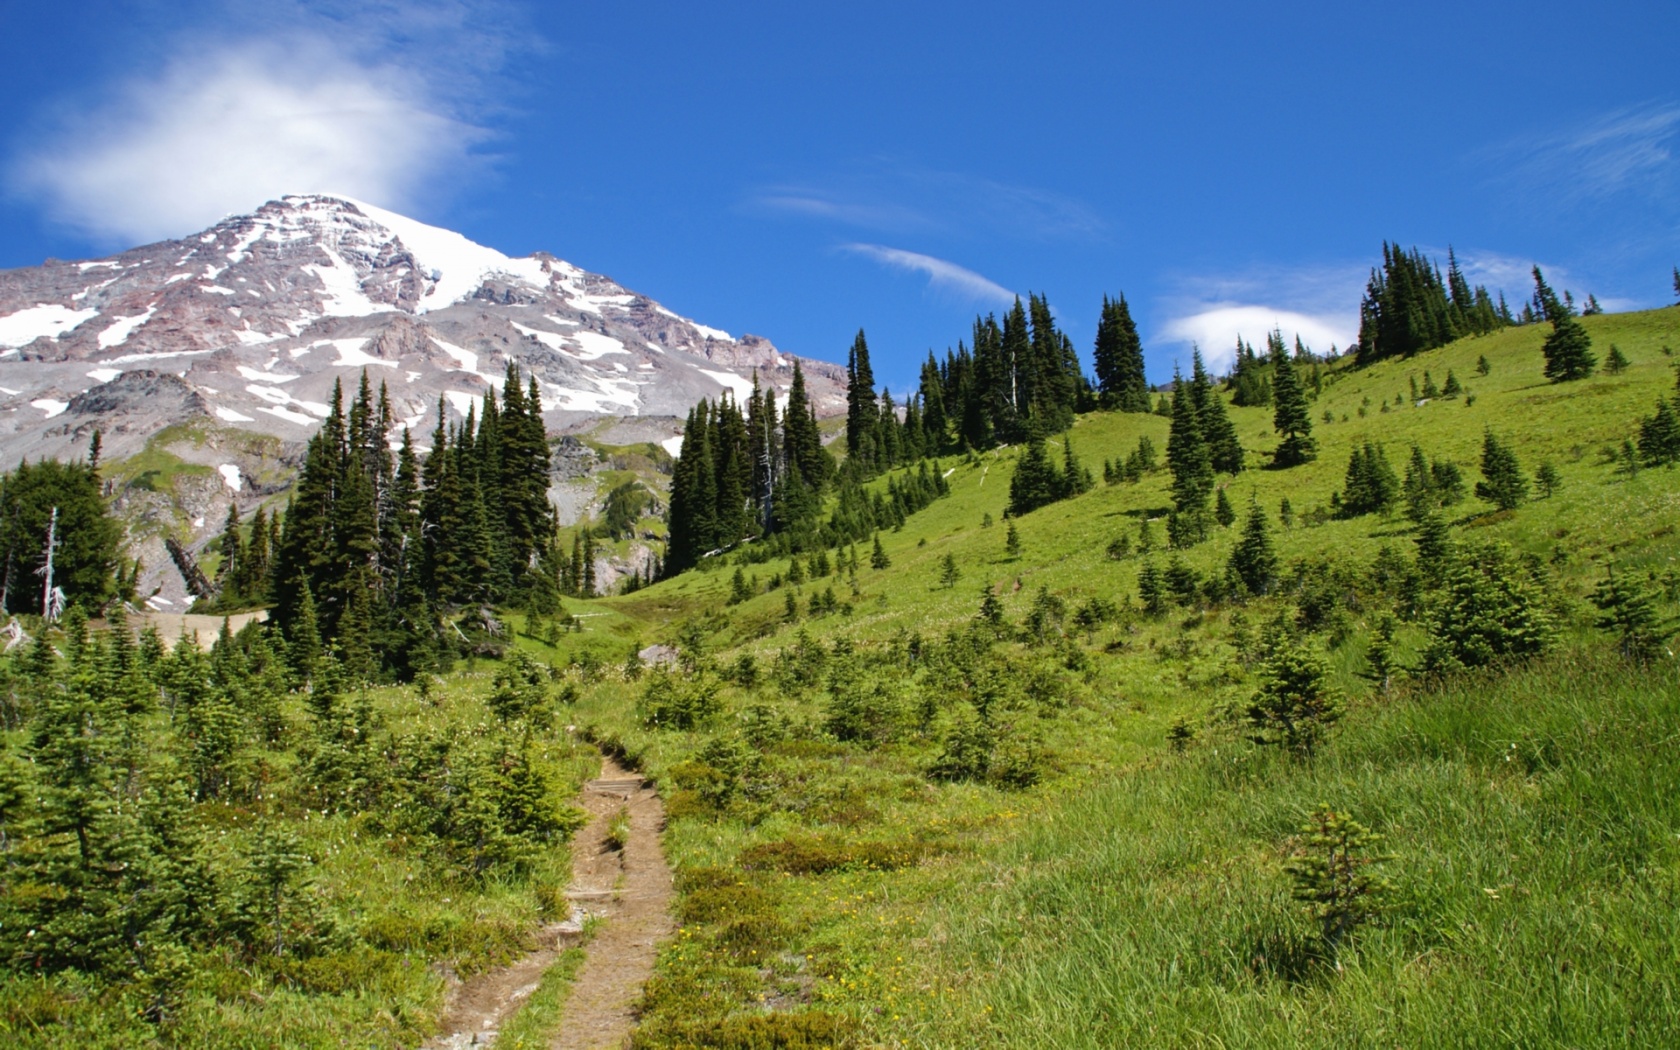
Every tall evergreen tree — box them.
[844,330,879,471]
[1165,368,1214,545]
[1536,267,1596,381]
[1229,497,1278,596]
[1093,294,1150,411]
[1190,349,1243,474]
[1270,340,1316,467]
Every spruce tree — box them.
[1005,520,1021,559]
[1604,344,1629,374]
[1246,631,1339,758]
[1214,487,1235,528]
[870,533,890,570]
[1475,430,1528,511]
[1165,368,1213,544]
[1542,314,1596,381]
[844,329,879,472]
[1094,294,1150,411]
[1229,497,1278,596]
[1590,565,1669,662]
[1270,341,1316,467]
[1190,349,1243,474]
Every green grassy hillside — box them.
[548,306,1680,1047]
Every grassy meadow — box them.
[4,305,1679,1048]
[539,305,1680,1047]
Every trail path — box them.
[417,755,673,1050]
[550,756,674,1049]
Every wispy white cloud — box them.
[1489,102,1680,204]
[7,1,530,245]
[841,243,1017,305]
[748,162,1107,242]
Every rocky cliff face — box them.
[0,194,845,468]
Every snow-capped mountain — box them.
[0,194,845,468]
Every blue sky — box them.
[3,1,1677,391]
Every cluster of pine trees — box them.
[220,368,558,681]
[913,295,1094,453]
[0,444,128,616]
[1356,244,1510,364]
[664,364,833,574]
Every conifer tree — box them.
[1229,497,1278,596]
[1007,425,1063,517]
[1475,430,1528,511]
[1604,345,1629,375]
[1247,631,1339,758]
[1094,294,1150,411]
[1534,462,1561,498]
[1215,487,1235,528]
[1190,349,1242,474]
[1590,565,1669,662]
[1271,343,1316,467]
[1005,520,1021,559]
[1166,368,1213,544]
[844,330,879,471]
[870,533,890,570]
[939,552,961,588]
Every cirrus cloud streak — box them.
[840,243,1017,306]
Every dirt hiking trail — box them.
[419,754,674,1049]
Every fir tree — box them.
[1229,498,1278,596]
[1605,344,1630,374]
[844,329,879,471]
[1137,559,1165,615]
[1284,806,1391,964]
[1005,520,1021,559]
[1536,266,1596,381]
[1166,368,1214,544]
[1247,631,1339,758]
[1093,294,1150,411]
[1270,340,1316,467]
[1190,349,1243,474]
[1475,430,1528,511]
[1476,354,1491,376]
[1639,398,1680,465]
[1534,462,1561,498]
[1590,565,1669,662]
[1214,487,1235,527]
[939,552,961,588]
[870,533,890,570]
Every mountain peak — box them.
[0,194,843,462]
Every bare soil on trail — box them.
[549,756,674,1050]
[417,754,674,1050]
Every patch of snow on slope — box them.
[544,315,580,327]
[96,307,157,349]
[215,406,255,423]
[259,405,315,426]
[543,376,639,414]
[237,366,297,383]
[303,248,393,318]
[78,260,119,271]
[218,464,243,491]
[86,368,123,384]
[32,399,69,418]
[331,196,550,312]
[568,331,629,360]
[318,338,395,369]
[442,390,480,418]
[0,304,98,347]
[510,322,569,352]
[103,348,214,365]
[661,435,684,456]
[428,337,500,388]
[246,384,328,417]
[234,327,284,346]
[700,369,756,399]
